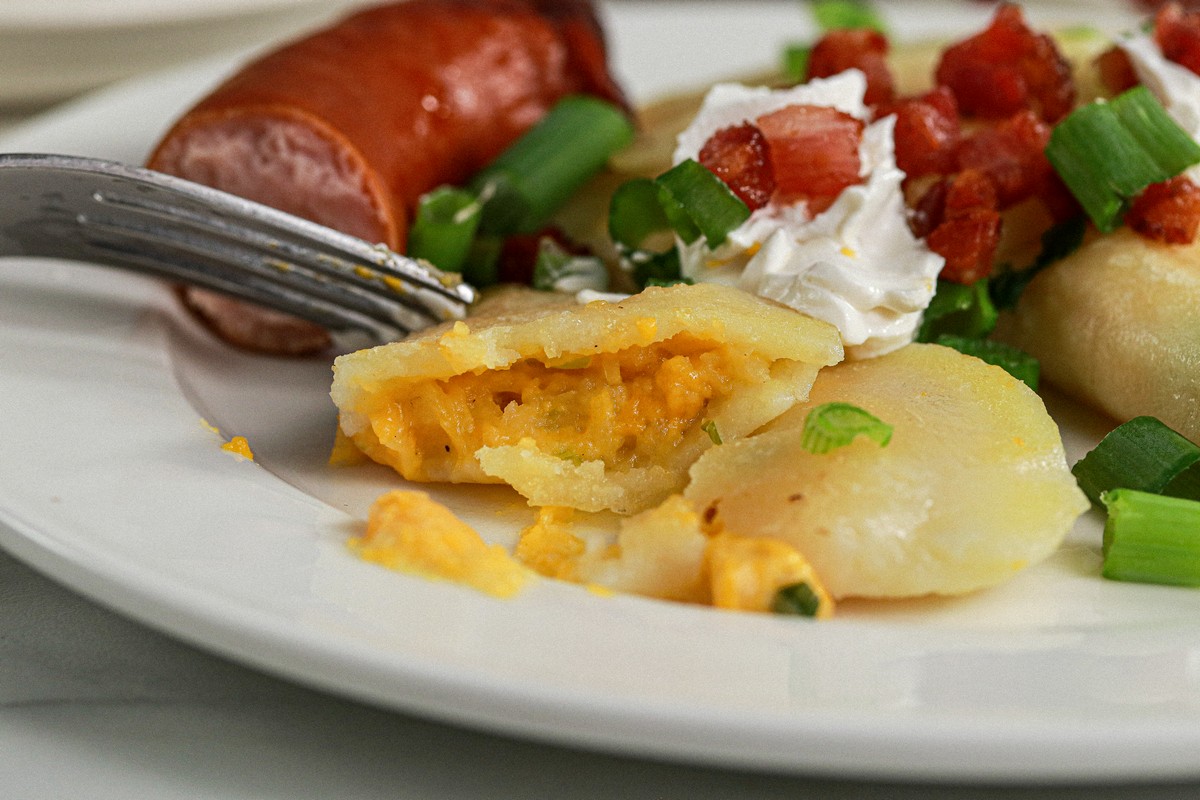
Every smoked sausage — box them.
[148,0,627,354]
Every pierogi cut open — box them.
[684,343,1089,600]
[331,282,843,514]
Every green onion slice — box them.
[810,0,887,33]
[655,159,750,248]
[772,582,823,617]
[472,95,634,236]
[1100,489,1200,586]
[782,45,811,84]
[1046,86,1200,232]
[801,402,893,455]
[1110,87,1200,178]
[608,160,750,288]
[531,238,609,293]
[917,279,998,342]
[1072,416,1200,506]
[407,186,483,273]
[701,420,722,445]
[933,335,1040,390]
[608,178,673,251]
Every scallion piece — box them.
[531,238,609,293]
[608,178,672,252]
[917,279,997,342]
[1046,86,1200,232]
[472,95,634,236]
[772,581,823,617]
[1109,86,1200,178]
[1071,416,1200,506]
[810,0,887,33]
[407,186,483,273]
[782,45,811,84]
[1100,489,1200,586]
[655,159,750,248]
[801,402,893,455]
[933,335,1040,390]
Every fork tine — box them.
[87,173,476,320]
[73,218,414,340]
[75,208,451,335]
[0,153,477,341]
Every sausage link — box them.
[148,0,627,354]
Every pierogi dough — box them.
[1004,229,1200,443]
[331,282,842,514]
[684,343,1088,599]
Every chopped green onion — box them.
[989,216,1087,310]
[407,186,483,273]
[632,249,685,288]
[1072,416,1200,506]
[472,95,634,236]
[917,279,998,342]
[1100,489,1200,586]
[801,402,893,455]
[1110,87,1200,179]
[702,420,722,445]
[460,234,504,288]
[772,582,823,617]
[782,44,811,84]
[810,0,887,33]
[608,159,750,289]
[1046,86,1200,232]
[531,238,609,293]
[655,159,750,247]
[933,335,1040,390]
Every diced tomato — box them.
[698,123,776,210]
[755,104,864,212]
[913,170,1002,284]
[1156,3,1200,76]
[955,110,1053,208]
[1095,46,1139,94]
[1127,175,1200,243]
[935,3,1075,123]
[875,86,960,179]
[808,28,896,105]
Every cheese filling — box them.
[352,333,768,482]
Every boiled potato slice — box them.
[684,343,1088,599]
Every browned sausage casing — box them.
[148,0,627,354]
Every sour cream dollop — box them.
[1118,30,1200,181]
[673,71,944,359]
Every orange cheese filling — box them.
[355,332,768,482]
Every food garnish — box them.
[1100,489,1200,587]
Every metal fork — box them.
[0,152,477,342]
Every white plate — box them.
[0,0,365,105]
[3,0,1199,785]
